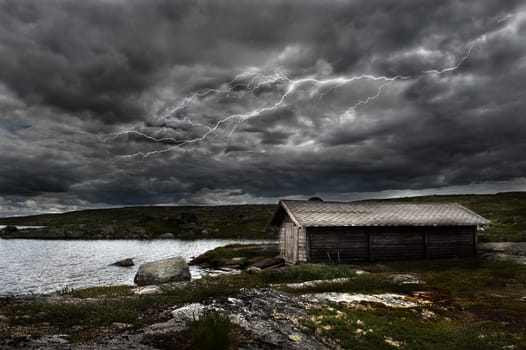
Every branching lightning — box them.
[422,46,474,75]
[101,44,476,158]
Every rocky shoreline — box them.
[189,243,284,270]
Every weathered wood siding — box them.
[298,227,308,262]
[426,226,477,258]
[278,217,288,258]
[280,217,299,264]
[370,227,425,260]
[308,227,368,262]
[306,226,477,262]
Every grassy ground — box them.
[297,259,526,349]
[2,258,525,348]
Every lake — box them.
[0,239,275,295]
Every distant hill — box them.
[1,192,525,241]
[0,205,277,239]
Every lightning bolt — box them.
[101,44,475,158]
[423,46,474,75]
[157,71,286,122]
[342,80,397,117]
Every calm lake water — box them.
[0,239,275,295]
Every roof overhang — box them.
[268,200,301,227]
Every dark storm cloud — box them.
[1,0,526,213]
[0,0,515,121]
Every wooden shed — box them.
[270,200,491,264]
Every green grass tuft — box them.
[71,285,134,298]
[190,310,234,350]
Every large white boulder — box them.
[134,257,191,286]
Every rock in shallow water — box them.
[134,257,190,286]
[245,266,262,274]
[112,258,134,267]
[1,225,18,234]
[158,232,175,239]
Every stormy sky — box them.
[1,0,526,216]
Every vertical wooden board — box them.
[298,227,308,262]
[279,216,291,258]
[279,224,286,257]
[285,222,297,264]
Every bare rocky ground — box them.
[479,242,526,264]
[0,289,329,350]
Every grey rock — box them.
[211,289,328,350]
[33,335,69,345]
[246,266,262,274]
[142,288,328,350]
[134,257,190,286]
[250,256,285,269]
[133,285,162,295]
[112,258,134,267]
[64,230,84,239]
[158,232,175,239]
[129,227,147,235]
[111,322,133,331]
[170,303,206,321]
[390,273,423,285]
[1,225,18,233]
[176,212,197,224]
[100,225,115,235]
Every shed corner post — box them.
[305,226,310,262]
[473,225,479,257]
[423,230,429,259]
[367,231,373,262]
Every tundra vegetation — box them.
[1,258,525,349]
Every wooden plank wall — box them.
[306,226,477,262]
[280,216,300,264]
[370,227,425,260]
[308,227,368,262]
[426,226,477,258]
[285,222,297,264]
[298,227,308,262]
[278,217,289,258]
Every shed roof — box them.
[272,200,491,227]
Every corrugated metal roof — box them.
[280,200,491,227]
